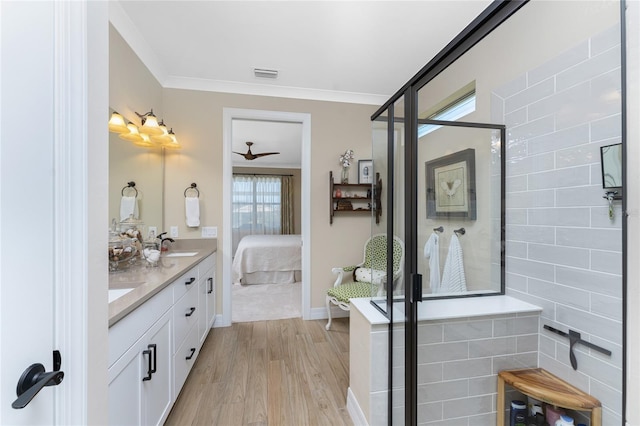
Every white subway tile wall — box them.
[380,314,539,426]
[493,24,623,425]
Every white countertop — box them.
[108,239,216,327]
[351,295,542,325]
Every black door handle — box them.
[12,351,64,409]
[207,277,213,294]
[185,307,196,317]
[185,277,196,285]
[186,348,196,360]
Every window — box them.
[232,175,282,253]
[418,90,476,137]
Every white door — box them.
[0,1,108,424]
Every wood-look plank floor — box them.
[165,318,352,426]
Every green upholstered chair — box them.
[325,234,404,330]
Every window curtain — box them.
[232,175,282,254]
[281,176,294,234]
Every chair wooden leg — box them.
[325,295,333,330]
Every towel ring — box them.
[454,227,466,236]
[184,183,199,198]
[121,181,138,197]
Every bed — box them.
[232,234,302,285]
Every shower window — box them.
[418,86,476,137]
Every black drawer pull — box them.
[207,277,213,294]
[185,307,196,317]
[148,344,157,374]
[142,348,152,381]
[185,277,196,285]
[185,348,196,360]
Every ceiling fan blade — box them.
[253,152,280,158]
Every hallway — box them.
[166,318,352,425]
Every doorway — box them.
[221,108,311,326]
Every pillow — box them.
[354,267,387,286]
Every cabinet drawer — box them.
[173,267,199,302]
[173,323,199,400]
[173,285,198,352]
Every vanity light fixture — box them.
[133,132,154,148]
[135,109,163,136]
[108,109,181,150]
[118,122,144,143]
[150,120,173,145]
[108,111,129,133]
[163,128,181,149]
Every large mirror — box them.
[108,115,164,233]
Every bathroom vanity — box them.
[107,240,216,425]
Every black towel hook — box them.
[121,181,138,197]
[454,227,466,236]
[433,226,444,233]
[184,183,200,198]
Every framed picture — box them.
[425,148,476,220]
[358,159,373,184]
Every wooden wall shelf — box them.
[329,170,382,224]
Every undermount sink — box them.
[164,252,198,257]
[109,288,134,303]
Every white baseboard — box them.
[213,314,230,327]
[214,308,348,325]
[307,306,350,321]
[347,387,368,426]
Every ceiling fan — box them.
[233,141,280,160]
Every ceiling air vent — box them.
[253,68,278,79]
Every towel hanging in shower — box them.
[440,233,467,293]
[423,232,441,293]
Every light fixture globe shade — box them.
[108,112,128,133]
[139,113,163,136]
[119,123,144,143]
[150,123,172,144]
[133,132,154,147]
[163,129,181,149]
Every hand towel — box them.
[120,196,139,221]
[423,232,441,293]
[185,197,200,227]
[440,234,467,293]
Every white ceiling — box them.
[111,1,492,167]
[231,119,302,168]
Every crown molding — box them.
[163,75,389,106]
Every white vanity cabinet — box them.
[198,254,216,346]
[108,254,216,425]
[108,290,173,426]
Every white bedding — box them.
[232,234,302,284]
